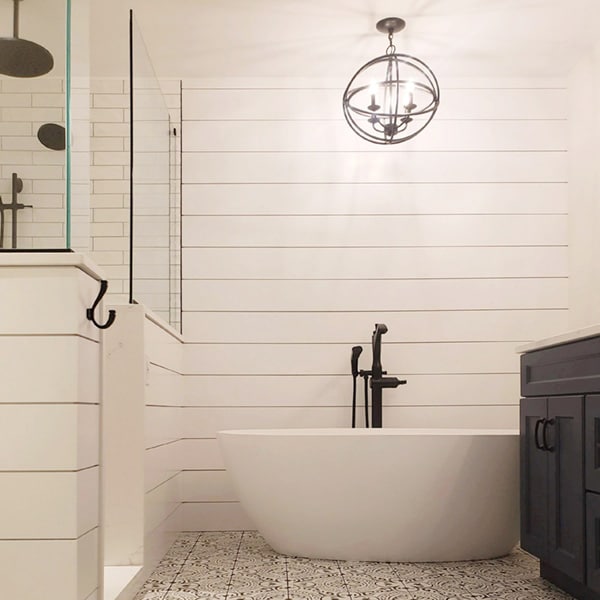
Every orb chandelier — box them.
[343,17,440,145]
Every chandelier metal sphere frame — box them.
[342,17,440,145]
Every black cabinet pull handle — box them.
[542,418,555,452]
[534,418,545,450]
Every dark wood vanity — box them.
[521,335,600,599]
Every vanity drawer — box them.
[521,337,600,397]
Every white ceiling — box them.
[90,0,600,80]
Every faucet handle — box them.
[371,376,407,389]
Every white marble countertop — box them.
[517,323,600,353]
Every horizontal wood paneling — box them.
[144,317,184,374]
[179,77,568,531]
[145,406,181,449]
[179,439,225,470]
[184,342,520,376]
[182,279,567,312]
[145,477,180,534]
[145,440,181,493]
[182,373,519,408]
[182,309,568,343]
[182,77,565,90]
[0,530,99,600]
[183,151,566,184]
[0,404,98,470]
[146,364,184,407]
[182,247,568,279]
[180,405,519,439]
[183,214,566,247]
[182,88,566,121]
[0,468,98,539]
[183,119,567,152]
[178,502,254,532]
[0,336,99,404]
[180,471,237,502]
[182,183,567,216]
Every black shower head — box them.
[0,0,54,78]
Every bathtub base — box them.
[219,428,519,563]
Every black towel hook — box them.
[86,279,116,330]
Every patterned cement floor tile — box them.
[133,532,578,600]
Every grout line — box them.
[336,560,353,598]
[285,554,290,600]
[164,532,201,599]
[224,530,245,600]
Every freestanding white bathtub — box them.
[218,428,519,562]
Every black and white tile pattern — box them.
[134,532,573,600]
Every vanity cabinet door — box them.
[520,396,549,560]
[586,395,600,493]
[546,396,584,583]
[587,492,600,594]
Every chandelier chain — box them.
[386,31,396,55]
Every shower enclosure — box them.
[0,1,181,329]
[0,0,91,252]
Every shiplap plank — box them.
[145,442,181,493]
[182,77,566,90]
[181,309,567,344]
[182,151,566,184]
[180,405,519,439]
[145,477,180,534]
[180,470,237,502]
[182,88,566,121]
[145,406,181,449]
[183,119,567,152]
[182,247,568,279]
[144,318,184,374]
[178,502,254,531]
[184,342,519,376]
[182,373,519,408]
[182,183,568,216]
[182,214,566,247]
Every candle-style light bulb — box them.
[403,80,416,112]
[368,81,380,112]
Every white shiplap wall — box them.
[0,262,102,600]
[102,304,184,600]
[179,77,569,530]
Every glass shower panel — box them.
[0,0,90,251]
[68,0,91,253]
[0,0,67,249]
[130,13,180,329]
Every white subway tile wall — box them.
[0,76,65,249]
[0,76,180,328]
[179,76,569,530]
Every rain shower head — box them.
[0,0,53,78]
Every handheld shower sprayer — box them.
[351,346,363,427]
[351,345,363,378]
